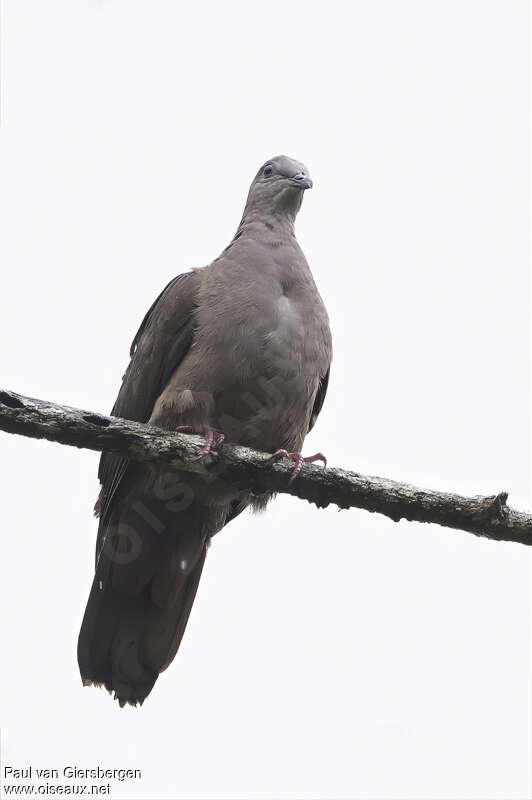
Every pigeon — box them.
[78,155,332,707]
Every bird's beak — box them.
[290,172,313,190]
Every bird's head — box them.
[243,155,312,223]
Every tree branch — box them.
[0,388,530,546]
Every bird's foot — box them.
[268,449,327,485]
[192,429,225,461]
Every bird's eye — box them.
[263,165,273,177]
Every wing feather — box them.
[95,271,201,562]
[308,366,330,432]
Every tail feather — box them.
[160,547,206,671]
[78,514,207,708]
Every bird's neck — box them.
[234,208,297,241]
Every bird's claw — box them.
[268,449,327,485]
[191,429,225,461]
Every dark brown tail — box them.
[78,499,207,708]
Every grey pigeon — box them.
[78,155,332,707]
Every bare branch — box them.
[0,388,530,546]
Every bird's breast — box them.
[272,293,304,332]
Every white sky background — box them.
[0,1,530,798]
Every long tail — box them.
[78,495,207,708]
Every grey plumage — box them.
[78,155,332,707]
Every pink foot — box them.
[192,429,225,460]
[268,449,327,485]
